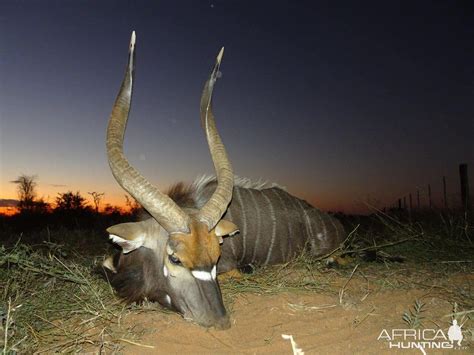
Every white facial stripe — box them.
[192,270,213,281]
[211,265,217,280]
[163,265,169,277]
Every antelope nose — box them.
[215,314,231,330]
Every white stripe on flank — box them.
[296,199,313,238]
[211,265,217,280]
[326,212,340,240]
[192,270,213,281]
[165,294,171,305]
[235,188,247,263]
[286,195,294,260]
[287,195,302,260]
[315,210,328,240]
[272,189,290,261]
[249,189,262,264]
[263,192,277,266]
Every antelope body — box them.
[104,32,345,329]
[182,176,345,271]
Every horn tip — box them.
[130,31,136,48]
[217,47,224,64]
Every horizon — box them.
[1,1,473,215]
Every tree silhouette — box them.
[88,192,105,213]
[31,198,50,214]
[125,194,141,216]
[104,203,122,216]
[55,191,88,211]
[11,174,38,212]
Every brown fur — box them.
[169,220,221,270]
[166,181,226,270]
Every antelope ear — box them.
[107,219,160,253]
[215,219,239,244]
[107,222,146,253]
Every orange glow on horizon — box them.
[0,206,17,216]
[1,180,366,216]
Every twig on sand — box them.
[118,338,155,349]
[339,264,359,304]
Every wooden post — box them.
[443,176,448,209]
[417,189,420,209]
[403,196,407,209]
[409,193,413,210]
[398,198,402,210]
[428,184,432,208]
[460,164,470,212]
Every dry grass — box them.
[1,210,473,353]
[0,242,159,353]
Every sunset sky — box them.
[1,1,473,214]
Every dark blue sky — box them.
[1,1,473,213]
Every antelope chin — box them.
[183,310,231,330]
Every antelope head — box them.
[105,32,238,329]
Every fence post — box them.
[417,189,420,209]
[460,163,470,212]
[409,193,413,211]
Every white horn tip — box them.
[217,47,224,64]
[130,31,136,47]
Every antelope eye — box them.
[168,254,181,265]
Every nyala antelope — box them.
[103,32,345,329]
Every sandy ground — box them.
[119,273,473,354]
